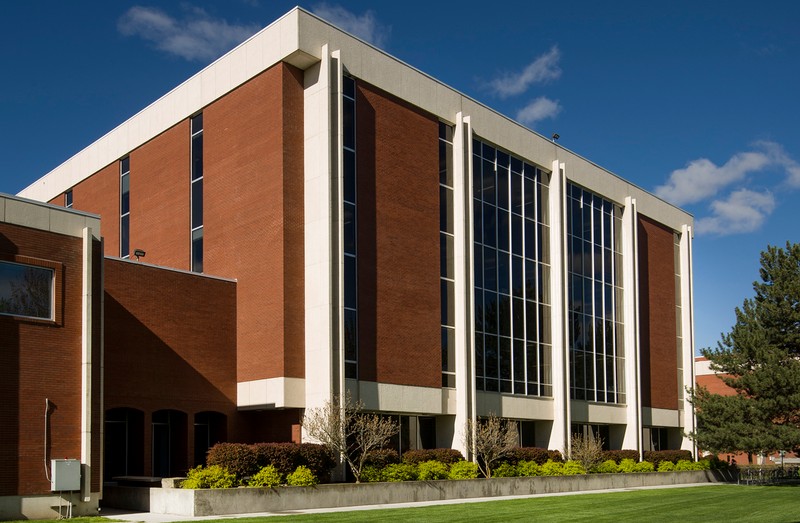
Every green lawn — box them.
[8,485,800,523]
[179,485,800,523]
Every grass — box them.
[8,485,800,523]
[172,484,800,523]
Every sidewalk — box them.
[98,482,726,522]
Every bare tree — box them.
[302,392,398,483]
[569,432,604,471]
[465,414,518,478]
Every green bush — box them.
[618,458,638,473]
[206,443,258,480]
[562,460,586,475]
[248,465,282,487]
[517,460,541,477]
[448,460,479,480]
[493,462,518,477]
[417,460,449,480]
[635,461,655,473]
[383,463,418,482]
[402,449,465,465]
[643,450,693,469]
[657,460,675,472]
[252,443,335,483]
[360,465,384,483]
[675,459,699,471]
[593,459,619,474]
[287,465,318,486]
[540,460,565,476]
[695,459,711,470]
[182,465,237,489]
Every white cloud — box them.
[516,97,561,126]
[488,46,561,98]
[311,3,390,48]
[754,140,800,188]
[118,6,259,61]
[695,189,776,236]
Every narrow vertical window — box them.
[65,189,73,209]
[440,122,455,387]
[191,114,204,273]
[674,233,683,401]
[342,76,358,379]
[120,157,130,258]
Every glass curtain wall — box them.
[472,138,552,396]
[566,183,625,403]
[343,76,358,379]
[440,123,455,387]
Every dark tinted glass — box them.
[343,149,356,203]
[0,262,53,319]
[121,214,130,258]
[191,180,203,229]
[343,98,355,150]
[344,256,356,309]
[191,134,203,180]
[120,174,130,215]
[344,202,356,254]
[191,228,203,273]
[191,113,203,135]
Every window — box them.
[342,76,358,379]
[440,122,455,387]
[0,260,54,320]
[65,189,73,209]
[566,183,625,403]
[120,157,130,258]
[191,114,203,273]
[473,137,551,396]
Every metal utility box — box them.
[51,459,81,491]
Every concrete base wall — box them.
[0,492,100,520]
[104,470,730,517]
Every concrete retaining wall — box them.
[103,470,731,516]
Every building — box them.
[4,7,695,517]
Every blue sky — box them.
[1,1,798,353]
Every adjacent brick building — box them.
[4,6,696,517]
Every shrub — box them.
[635,461,655,473]
[657,460,675,472]
[600,450,640,463]
[618,458,638,473]
[675,459,697,471]
[448,460,479,480]
[360,465,384,483]
[296,443,336,483]
[182,465,237,489]
[569,434,604,472]
[493,462,518,477]
[402,448,465,465]
[517,460,541,477]
[548,450,564,463]
[501,447,549,465]
[251,443,334,483]
[562,460,586,475]
[593,459,619,474]
[364,448,400,468]
[540,460,565,476]
[287,465,318,486]
[383,463,418,482]
[206,443,258,480]
[248,465,282,487]
[643,450,693,469]
[417,460,449,480]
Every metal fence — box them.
[737,466,800,485]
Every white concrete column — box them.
[80,227,94,502]
[547,160,568,455]
[679,224,696,455]
[453,113,471,458]
[621,197,642,453]
[303,45,337,427]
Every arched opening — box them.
[193,411,227,466]
[104,407,144,482]
[151,409,188,478]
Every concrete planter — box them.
[102,470,730,517]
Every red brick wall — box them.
[103,258,238,475]
[638,215,679,409]
[204,62,305,381]
[0,224,102,495]
[355,81,441,388]
[63,162,121,256]
[130,121,191,270]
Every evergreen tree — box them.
[690,242,800,458]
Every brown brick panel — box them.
[103,258,237,475]
[204,62,304,382]
[356,81,441,389]
[69,162,121,256]
[637,215,679,410]
[130,121,191,270]
[0,224,100,496]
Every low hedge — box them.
[364,448,401,468]
[207,442,334,483]
[501,447,563,465]
[600,450,640,463]
[643,450,693,468]
[402,448,465,465]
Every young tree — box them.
[302,393,398,483]
[465,414,518,478]
[569,432,604,471]
[690,242,800,459]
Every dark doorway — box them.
[104,408,144,482]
